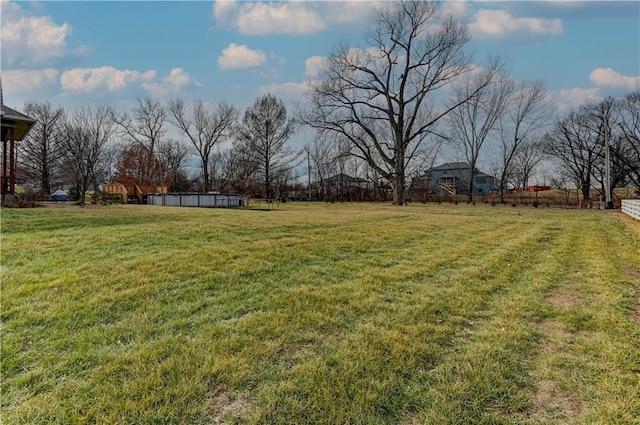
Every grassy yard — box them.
[1,202,639,424]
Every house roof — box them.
[423,162,495,180]
[475,171,494,179]
[325,173,368,184]
[1,104,36,141]
[429,162,471,171]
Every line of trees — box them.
[543,92,640,201]
[13,1,639,206]
[15,93,301,206]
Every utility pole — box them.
[604,108,613,209]
[307,149,312,201]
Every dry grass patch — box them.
[528,379,583,423]
[204,387,251,425]
[545,285,581,311]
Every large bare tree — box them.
[60,101,116,207]
[543,106,603,201]
[17,101,65,194]
[303,0,476,205]
[235,93,298,200]
[495,80,553,202]
[169,99,237,192]
[111,97,167,185]
[616,90,640,190]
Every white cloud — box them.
[213,0,237,21]
[440,0,470,18]
[1,69,59,95]
[305,56,327,78]
[259,82,309,102]
[60,67,157,93]
[589,68,640,90]
[217,43,266,71]
[327,1,380,24]
[235,2,325,35]
[1,0,88,67]
[212,1,374,36]
[554,87,602,112]
[59,66,200,97]
[469,9,563,39]
[142,68,201,97]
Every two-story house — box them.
[413,162,496,196]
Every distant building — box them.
[323,173,368,193]
[413,162,496,196]
[528,185,551,192]
[316,173,372,201]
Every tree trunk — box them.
[581,181,591,201]
[393,172,405,205]
[265,162,271,199]
[466,170,474,203]
[202,159,210,192]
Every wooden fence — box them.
[621,199,640,220]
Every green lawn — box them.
[2,203,639,424]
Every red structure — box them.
[1,104,36,200]
[529,185,551,192]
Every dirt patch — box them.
[545,284,581,310]
[536,320,575,347]
[526,379,583,422]
[205,390,250,424]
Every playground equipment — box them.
[103,183,167,203]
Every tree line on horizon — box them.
[10,1,640,207]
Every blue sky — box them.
[2,0,639,123]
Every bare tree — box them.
[303,0,475,205]
[511,138,545,189]
[224,147,259,196]
[209,148,231,192]
[17,101,65,193]
[60,101,116,207]
[448,60,512,202]
[306,136,337,200]
[235,93,299,199]
[169,99,237,192]
[495,80,553,202]
[156,138,190,191]
[543,106,603,200]
[112,97,167,185]
[616,90,640,189]
[586,97,626,199]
